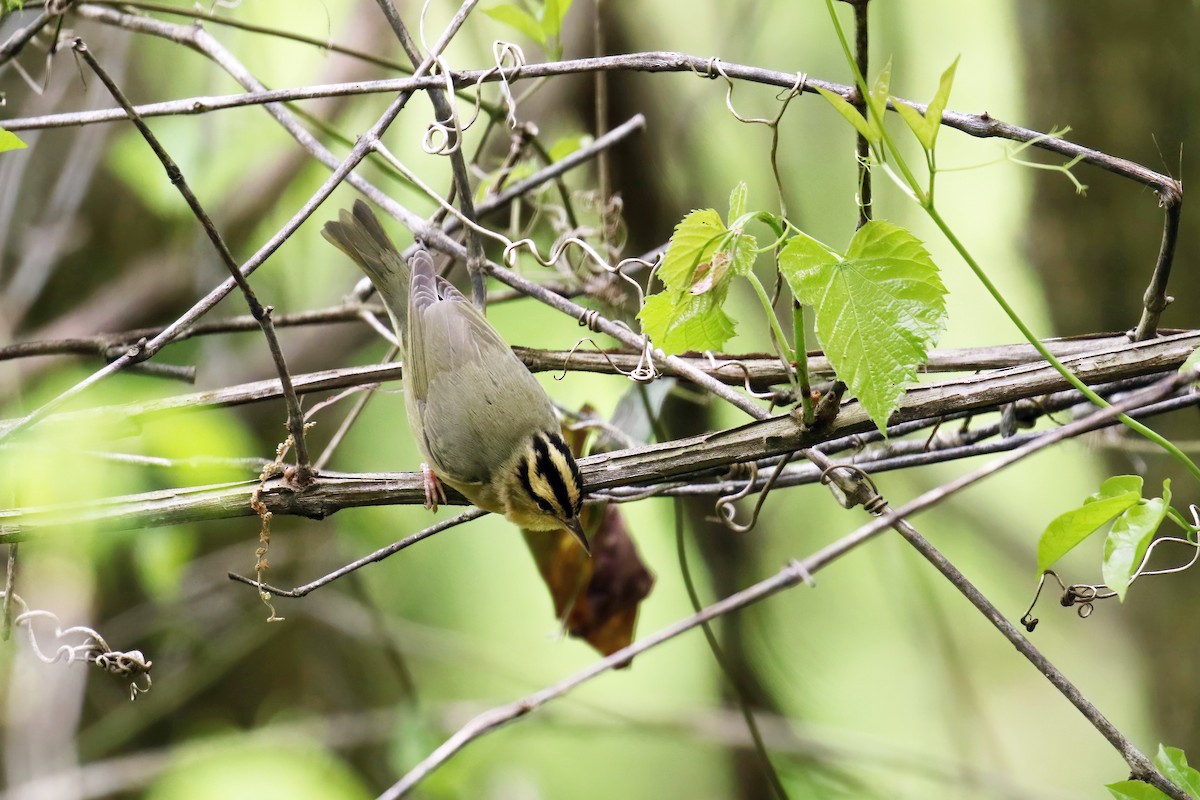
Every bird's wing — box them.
[406,250,556,486]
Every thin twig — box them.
[69,39,317,484]
[372,0,489,306]
[0,8,52,67]
[227,509,486,597]
[1133,200,1182,341]
[0,1,479,447]
[378,373,1191,797]
[4,359,1195,540]
[4,48,1174,195]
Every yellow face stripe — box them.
[518,432,582,519]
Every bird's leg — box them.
[421,463,447,511]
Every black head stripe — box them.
[547,432,584,514]
[517,459,554,514]
[531,433,577,519]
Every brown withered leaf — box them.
[689,250,732,295]
[522,415,654,662]
[522,504,654,663]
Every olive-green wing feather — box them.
[406,250,557,486]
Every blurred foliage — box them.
[0,1,1196,799]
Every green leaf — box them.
[894,101,932,149]
[1180,346,1200,383]
[1103,492,1169,601]
[1156,745,1200,799]
[1091,474,1144,501]
[1037,491,1141,574]
[816,86,877,144]
[547,132,592,162]
[867,59,893,137]
[0,128,26,153]
[639,290,736,354]
[779,221,947,431]
[924,55,960,149]
[542,0,573,38]
[483,4,546,44]
[728,181,749,223]
[1107,781,1171,800]
[727,232,757,277]
[657,208,727,290]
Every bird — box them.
[322,200,590,554]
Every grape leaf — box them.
[657,208,727,290]
[639,290,736,354]
[640,191,759,355]
[780,220,947,431]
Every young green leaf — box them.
[483,4,547,44]
[779,221,947,431]
[0,128,27,153]
[657,208,728,290]
[1037,490,1141,574]
[1106,781,1171,800]
[1102,492,1169,601]
[816,87,877,144]
[924,56,960,149]
[1091,474,1144,500]
[728,181,749,223]
[1155,745,1200,799]
[639,290,736,354]
[866,58,893,138]
[894,101,932,150]
[543,0,573,34]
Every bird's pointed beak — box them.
[565,517,591,556]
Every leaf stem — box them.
[792,303,815,424]
[745,271,798,392]
[925,205,1200,484]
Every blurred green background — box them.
[1,1,1198,798]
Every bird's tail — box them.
[322,200,411,345]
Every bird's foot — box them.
[421,463,447,511]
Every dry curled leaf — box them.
[522,415,654,661]
[523,504,654,662]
